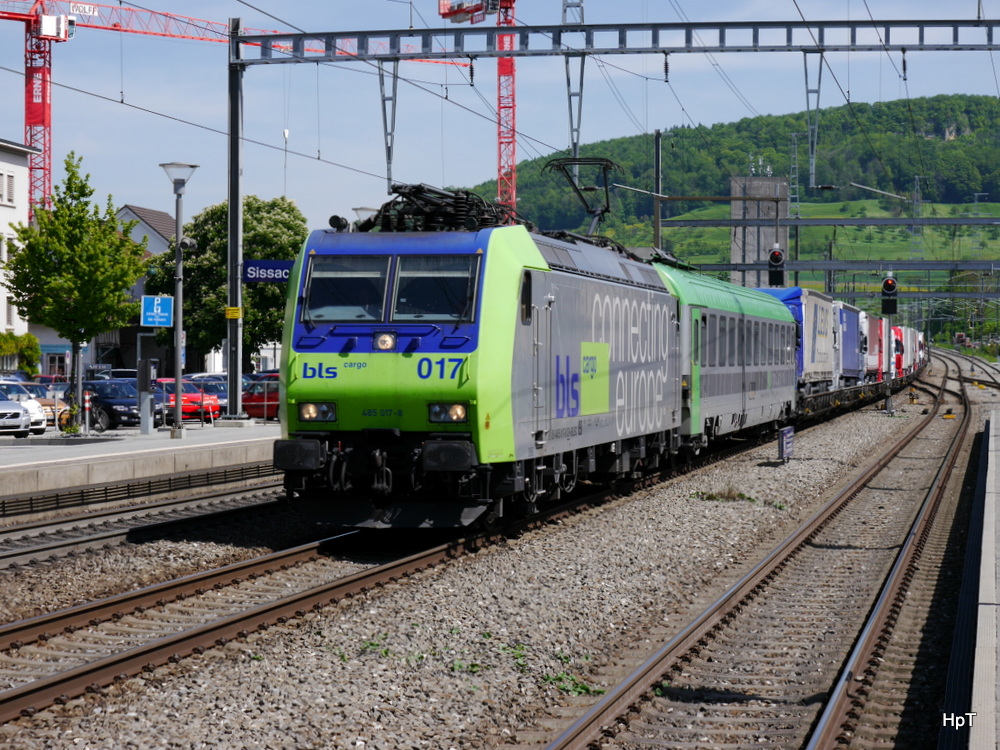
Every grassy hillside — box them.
[462,93,1000,346]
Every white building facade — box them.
[0,139,38,374]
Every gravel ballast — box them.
[0,405,930,749]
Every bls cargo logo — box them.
[555,355,580,418]
[301,363,338,378]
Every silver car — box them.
[0,398,31,438]
[0,381,47,435]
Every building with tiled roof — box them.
[117,204,174,256]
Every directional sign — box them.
[141,295,174,327]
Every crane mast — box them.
[439,0,517,212]
[0,0,277,215]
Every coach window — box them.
[690,316,699,366]
[737,320,745,367]
[753,322,760,366]
[719,315,729,367]
[700,317,708,367]
[702,315,718,367]
[303,255,389,323]
[728,317,737,366]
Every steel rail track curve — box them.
[541,359,957,750]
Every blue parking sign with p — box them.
[141,295,174,327]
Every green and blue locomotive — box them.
[274,184,797,527]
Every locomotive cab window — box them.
[392,255,480,322]
[520,271,532,323]
[302,255,390,322]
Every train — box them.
[273,183,925,528]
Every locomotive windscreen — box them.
[392,255,480,322]
[302,255,390,322]
[301,253,480,324]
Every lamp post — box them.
[160,162,198,438]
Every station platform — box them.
[0,420,280,499]
[943,409,1000,748]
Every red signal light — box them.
[881,276,898,314]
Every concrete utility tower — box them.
[731,176,789,288]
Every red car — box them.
[155,378,221,422]
[242,372,280,420]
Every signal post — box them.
[882,275,898,414]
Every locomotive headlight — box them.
[298,402,337,422]
[374,332,396,351]
[429,402,468,423]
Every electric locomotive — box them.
[273,183,894,529]
[275,184,689,527]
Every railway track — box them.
[0,371,934,733]
[535,355,970,749]
[0,484,282,570]
[0,474,641,725]
[811,351,976,748]
[0,529,418,724]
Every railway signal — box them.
[881,275,898,315]
[768,246,785,286]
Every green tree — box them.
[3,152,148,406]
[145,195,307,371]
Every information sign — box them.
[141,295,174,327]
[779,426,794,462]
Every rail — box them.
[544,365,951,749]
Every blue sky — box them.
[0,0,997,231]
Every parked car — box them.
[0,398,31,438]
[0,380,47,435]
[242,372,280,420]
[187,378,228,411]
[247,368,279,382]
[20,381,70,429]
[106,378,169,424]
[81,379,159,431]
[33,374,67,385]
[187,371,254,390]
[154,378,221,423]
[85,364,113,380]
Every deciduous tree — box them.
[145,195,307,372]
[3,152,148,413]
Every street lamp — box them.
[160,162,198,438]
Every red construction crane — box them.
[0,1,283,216]
[439,0,517,212]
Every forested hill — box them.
[468,93,1000,237]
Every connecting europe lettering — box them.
[580,293,673,435]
